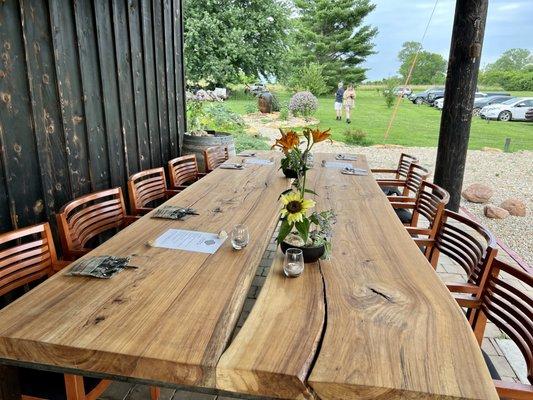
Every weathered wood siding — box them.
[0,0,185,234]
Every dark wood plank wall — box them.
[0,0,186,236]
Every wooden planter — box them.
[183,130,236,172]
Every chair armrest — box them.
[197,172,208,177]
[51,260,72,274]
[370,168,398,174]
[454,294,482,309]
[447,282,479,294]
[406,227,431,235]
[494,380,533,400]
[413,238,434,246]
[390,202,415,209]
[165,190,181,198]
[377,179,406,187]
[124,215,141,225]
[387,195,413,202]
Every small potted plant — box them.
[275,127,335,262]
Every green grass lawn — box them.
[225,89,533,152]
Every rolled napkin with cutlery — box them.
[335,154,357,161]
[341,166,368,176]
[219,163,244,170]
[237,152,257,157]
[152,206,198,220]
[68,256,132,279]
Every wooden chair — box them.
[389,181,450,252]
[467,258,532,399]
[419,210,498,308]
[168,154,206,191]
[127,167,180,215]
[377,163,430,201]
[0,223,112,400]
[203,145,229,172]
[56,187,138,261]
[372,153,418,195]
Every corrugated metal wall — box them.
[0,0,186,233]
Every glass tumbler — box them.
[231,224,250,250]
[283,248,304,277]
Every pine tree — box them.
[292,0,377,87]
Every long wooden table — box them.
[0,153,498,399]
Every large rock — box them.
[500,198,527,217]
[484,205,510,219]
[462,183,494,203]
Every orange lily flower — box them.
[271,130,300,154]
[310,128,332,144]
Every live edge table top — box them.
[0,152,497,400]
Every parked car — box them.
[427,90,445,106]
[480,97,533,121]
[393,86,412,97]
[526,108,533,121]
[409,87,444,105]
[434,97,444,110]
[473,95,513,116]
[434,92,491,111]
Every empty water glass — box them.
[231,224,249,250]
[283,248,304,278]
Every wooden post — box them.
[0,365,21,400]
[434,0,488,211]
[504,137,511,152]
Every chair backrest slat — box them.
[403,163,430,196]
[168,155,200,188]
[474,259,532,385]
[0,223,57,297]
[56,187,128,260]
[411,181,449,231]
[429,210,497,290]
[397,153,418,179]
[128,168,168,215]
[204,146,229,172]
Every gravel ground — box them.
[258,127,533,265]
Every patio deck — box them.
[97,233,529,400]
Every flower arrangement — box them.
[288,91,319,119]
[272,128,336,260]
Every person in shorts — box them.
[334,82,345,120]
[343,84,356,124]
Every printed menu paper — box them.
[153,229,225,254]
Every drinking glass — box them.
[283,248,304,277]
[231,224,249,250]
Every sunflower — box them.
[310,128,332,144]
[271,130,300,154]
[280,192,315,224]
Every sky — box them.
[362,0,533,81]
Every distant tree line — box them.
[478,49,533,91]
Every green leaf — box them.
[278,188,293,200]
[295,218,310,244]
[276,220,293,244]
[304,188,318,196]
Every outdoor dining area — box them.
[0,128,532,400]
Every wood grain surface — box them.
[0,154,288,389]
[307,154,498,400]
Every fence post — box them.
[504,138,511,152]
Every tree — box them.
[292,0,378,88]
[183,0,290,86]
[397,42,447,84]
[485,48,532,72]
[288,63,328,96]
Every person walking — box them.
[343,84,356,124]
[334,82,345,120]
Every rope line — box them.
[384,0,440,140]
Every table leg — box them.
[0,365,20,400]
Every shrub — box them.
[479,70,533,91]
[289,91,319,118]
[186,99,206,132]
[245,103,257,114]
[279,104,289,121]
[203,103,245,132]
[288,63,329,96]
[271,93,281,112]
[382,78,397,108]
[343,129,372,146]
[233,132,271,153]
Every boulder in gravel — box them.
[462,183,494,203]
[500,198,527,217]
[484,205,510,219]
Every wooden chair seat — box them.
[467,259,532,399]
[56,187,138,261]
[203,145,229,173]
[168,154,205,190]
[128,168,180,215]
